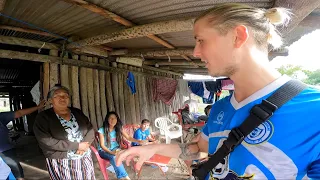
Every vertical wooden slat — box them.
[49,50,59,88]
[123,65,131,124]
[71,55,80,109]
[117,64,126,123]
[133,67,141,124]
[105,62,115,112]
[87,57,97,130]
[43,62,50,99]
[137,68,146,120]
[93,57,103,128]
[111,62,120,114]
[80,55,89,118]
[60,54,70,90]
[99,59,107,119]
[128,66,137,124]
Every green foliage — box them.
[277,64,320,85]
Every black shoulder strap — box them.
[192,79,307,180]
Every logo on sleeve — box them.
[213,111,224,125]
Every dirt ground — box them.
[13,133,190,180]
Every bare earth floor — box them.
[13,134,189,180]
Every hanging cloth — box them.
[153,78,178,105]
[126,72,136,94]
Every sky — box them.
[271,29,320,71]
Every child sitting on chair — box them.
[132,119,157,146]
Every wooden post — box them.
[71,54,80,109]
[99,59,108,119]
[111,62,120,114]
[128,66,137,124]
[87,57,97,130]
[49,50,59,88]
[123,65,133,124]
[61,54,70,90]
[79,55,89,117]
[137,68,146,119]
[117,64,126,123]
[133,67,141,123]
[93,57,103,128]
[105,62,115,112]
[43,62,50,99]
[147,76,157,122]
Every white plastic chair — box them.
[155,117,183,144]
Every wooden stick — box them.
[87,57,97,130]
[93,57,103,128]
[71,54,80,109]
[98,59,107,119]
[49,50,59,88]
[111,62,120,114]
[43,62,50,100]
[128,66,137,124]
[0,35,60,50]
[79,55,89,117]
[132,67,141,124]
[117,63,126,123]
[105,61,115,112]
[60,54,70,90]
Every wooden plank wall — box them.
[44,56,184,130]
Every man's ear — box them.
[233,25,249,48]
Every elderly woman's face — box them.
[51,89,70,108]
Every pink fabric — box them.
[153,79,178,105]
[222,79,234,90]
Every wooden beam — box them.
[144,60,205,66]
[73,46,109,57]
[62,0,190,61]
[0,35,60,50]
[274,0,320,36]
[113,48,288,58]
[0,49,182,78]
[67,18,194,48]
[0,25,59,38]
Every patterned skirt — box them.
[45,155,95,180]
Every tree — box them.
[277,64,320,85]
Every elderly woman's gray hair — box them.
[47,85,71,100]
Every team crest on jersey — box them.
[244,120,274,145]
[213,111,224,125]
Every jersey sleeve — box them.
[308,158,320,179]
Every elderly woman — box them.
[34,85,95,180]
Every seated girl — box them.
[98,112,142,180]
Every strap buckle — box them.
[223,128,245,152]
[250,100,278,121]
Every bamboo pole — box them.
[132,67,141,124]
[49,50,59,88]
[117,63,126,123]
[79,55,89,117]
[128,66,137,124]
[60,54,70,90]
[111,62,120,114]
[87,57,97,130]
[43,62,49,99]
[99,59,107,119]
[93,57,103,128]
[71,54,80,109]
[105,61,115,112]
[123,64,132,124]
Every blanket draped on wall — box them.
[152,79,178,105]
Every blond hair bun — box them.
[265,8,292,26]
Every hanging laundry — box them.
[205,81,222,93]
[202,82,211,99]
[188,82,204,97]
[126,72,136,94]
[222,79,234,90]
[153,78,178,105]
[178,79,190,97]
